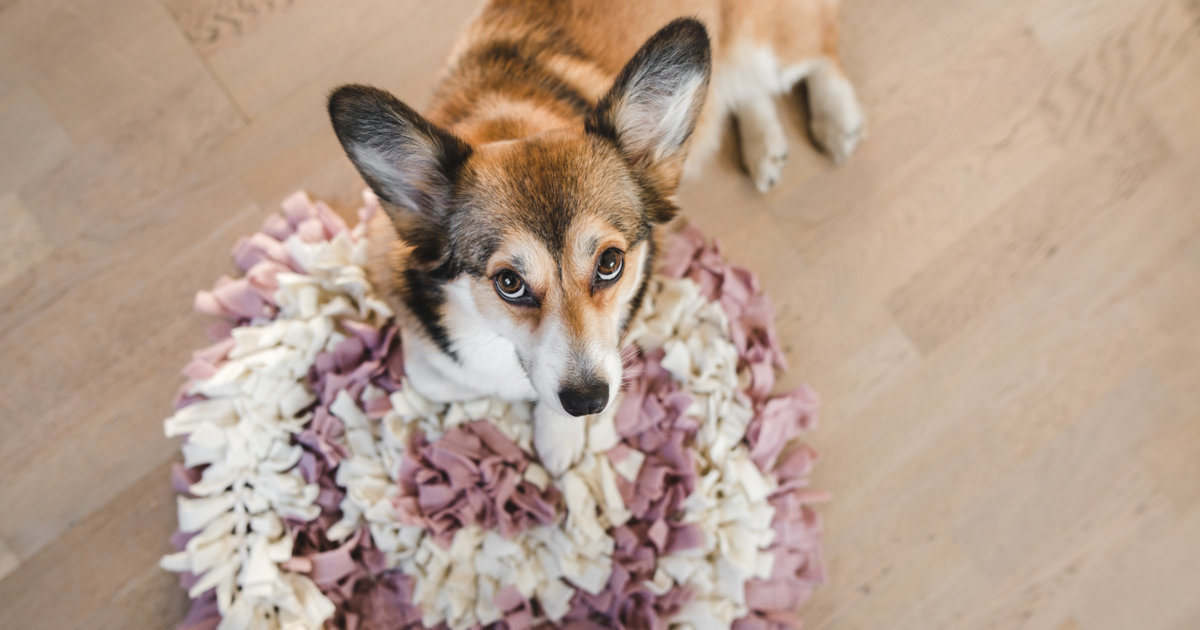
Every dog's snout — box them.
[558,379,609,417]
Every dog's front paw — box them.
[750,147,789,193]
[807,66,866,166]
[811,114,863,165]
[736,98,790,193]
[533,403,586,477]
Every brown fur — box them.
[351,0,847,354]
[428,0,842,152]
[333,0,853,470]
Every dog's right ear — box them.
[328,84,472,266]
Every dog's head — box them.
[328,19,711,417]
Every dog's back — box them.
[431,0,860,181]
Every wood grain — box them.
[0,461,188,630]
[1,0,1199,628]
[163,0,297,56]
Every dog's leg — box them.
[533,401,586,476]
[805,59,865,165]
[736,93,790,193]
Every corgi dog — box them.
[328,0,863,475]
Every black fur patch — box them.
[400,266,457,359]
[632,168,682,225]
[430,10,601,131]
[451,40,595,120]
[620,235,657,339]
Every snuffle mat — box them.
[161,190,827,630]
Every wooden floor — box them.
[2,0,1199,628]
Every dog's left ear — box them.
[587,18,712,200]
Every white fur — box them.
[402,268,639,475]
[532,401,587,478]
[523,249,647,474]
[735,94,789,193]
[391,40,865,477]
[399,279,590,475]
[351,132,448,212]
[613,70,708,165]
[684,42,863,186]
[405,278,538,403]
[525,318,587,475]
[806,60,865,165]
[527,318,573,412]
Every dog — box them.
[328,0,863,475]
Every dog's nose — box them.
[558,380,609,417]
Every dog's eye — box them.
[596,248,624,283]
[494,270,528,301]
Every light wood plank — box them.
[213,0,480,210]
[885,120,1170,354]
[0,192,53,289]
[0,0,153,87]
[163,0,299,57]
[203,0,424,118]
[0,87,74,194]
[0,538,17,582]
[767,23,1059,261]
[31,3,217,145]
[0,462,188,630]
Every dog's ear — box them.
[328,84,472,267]
[587,18,712,198]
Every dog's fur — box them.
[328,0,862,475]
